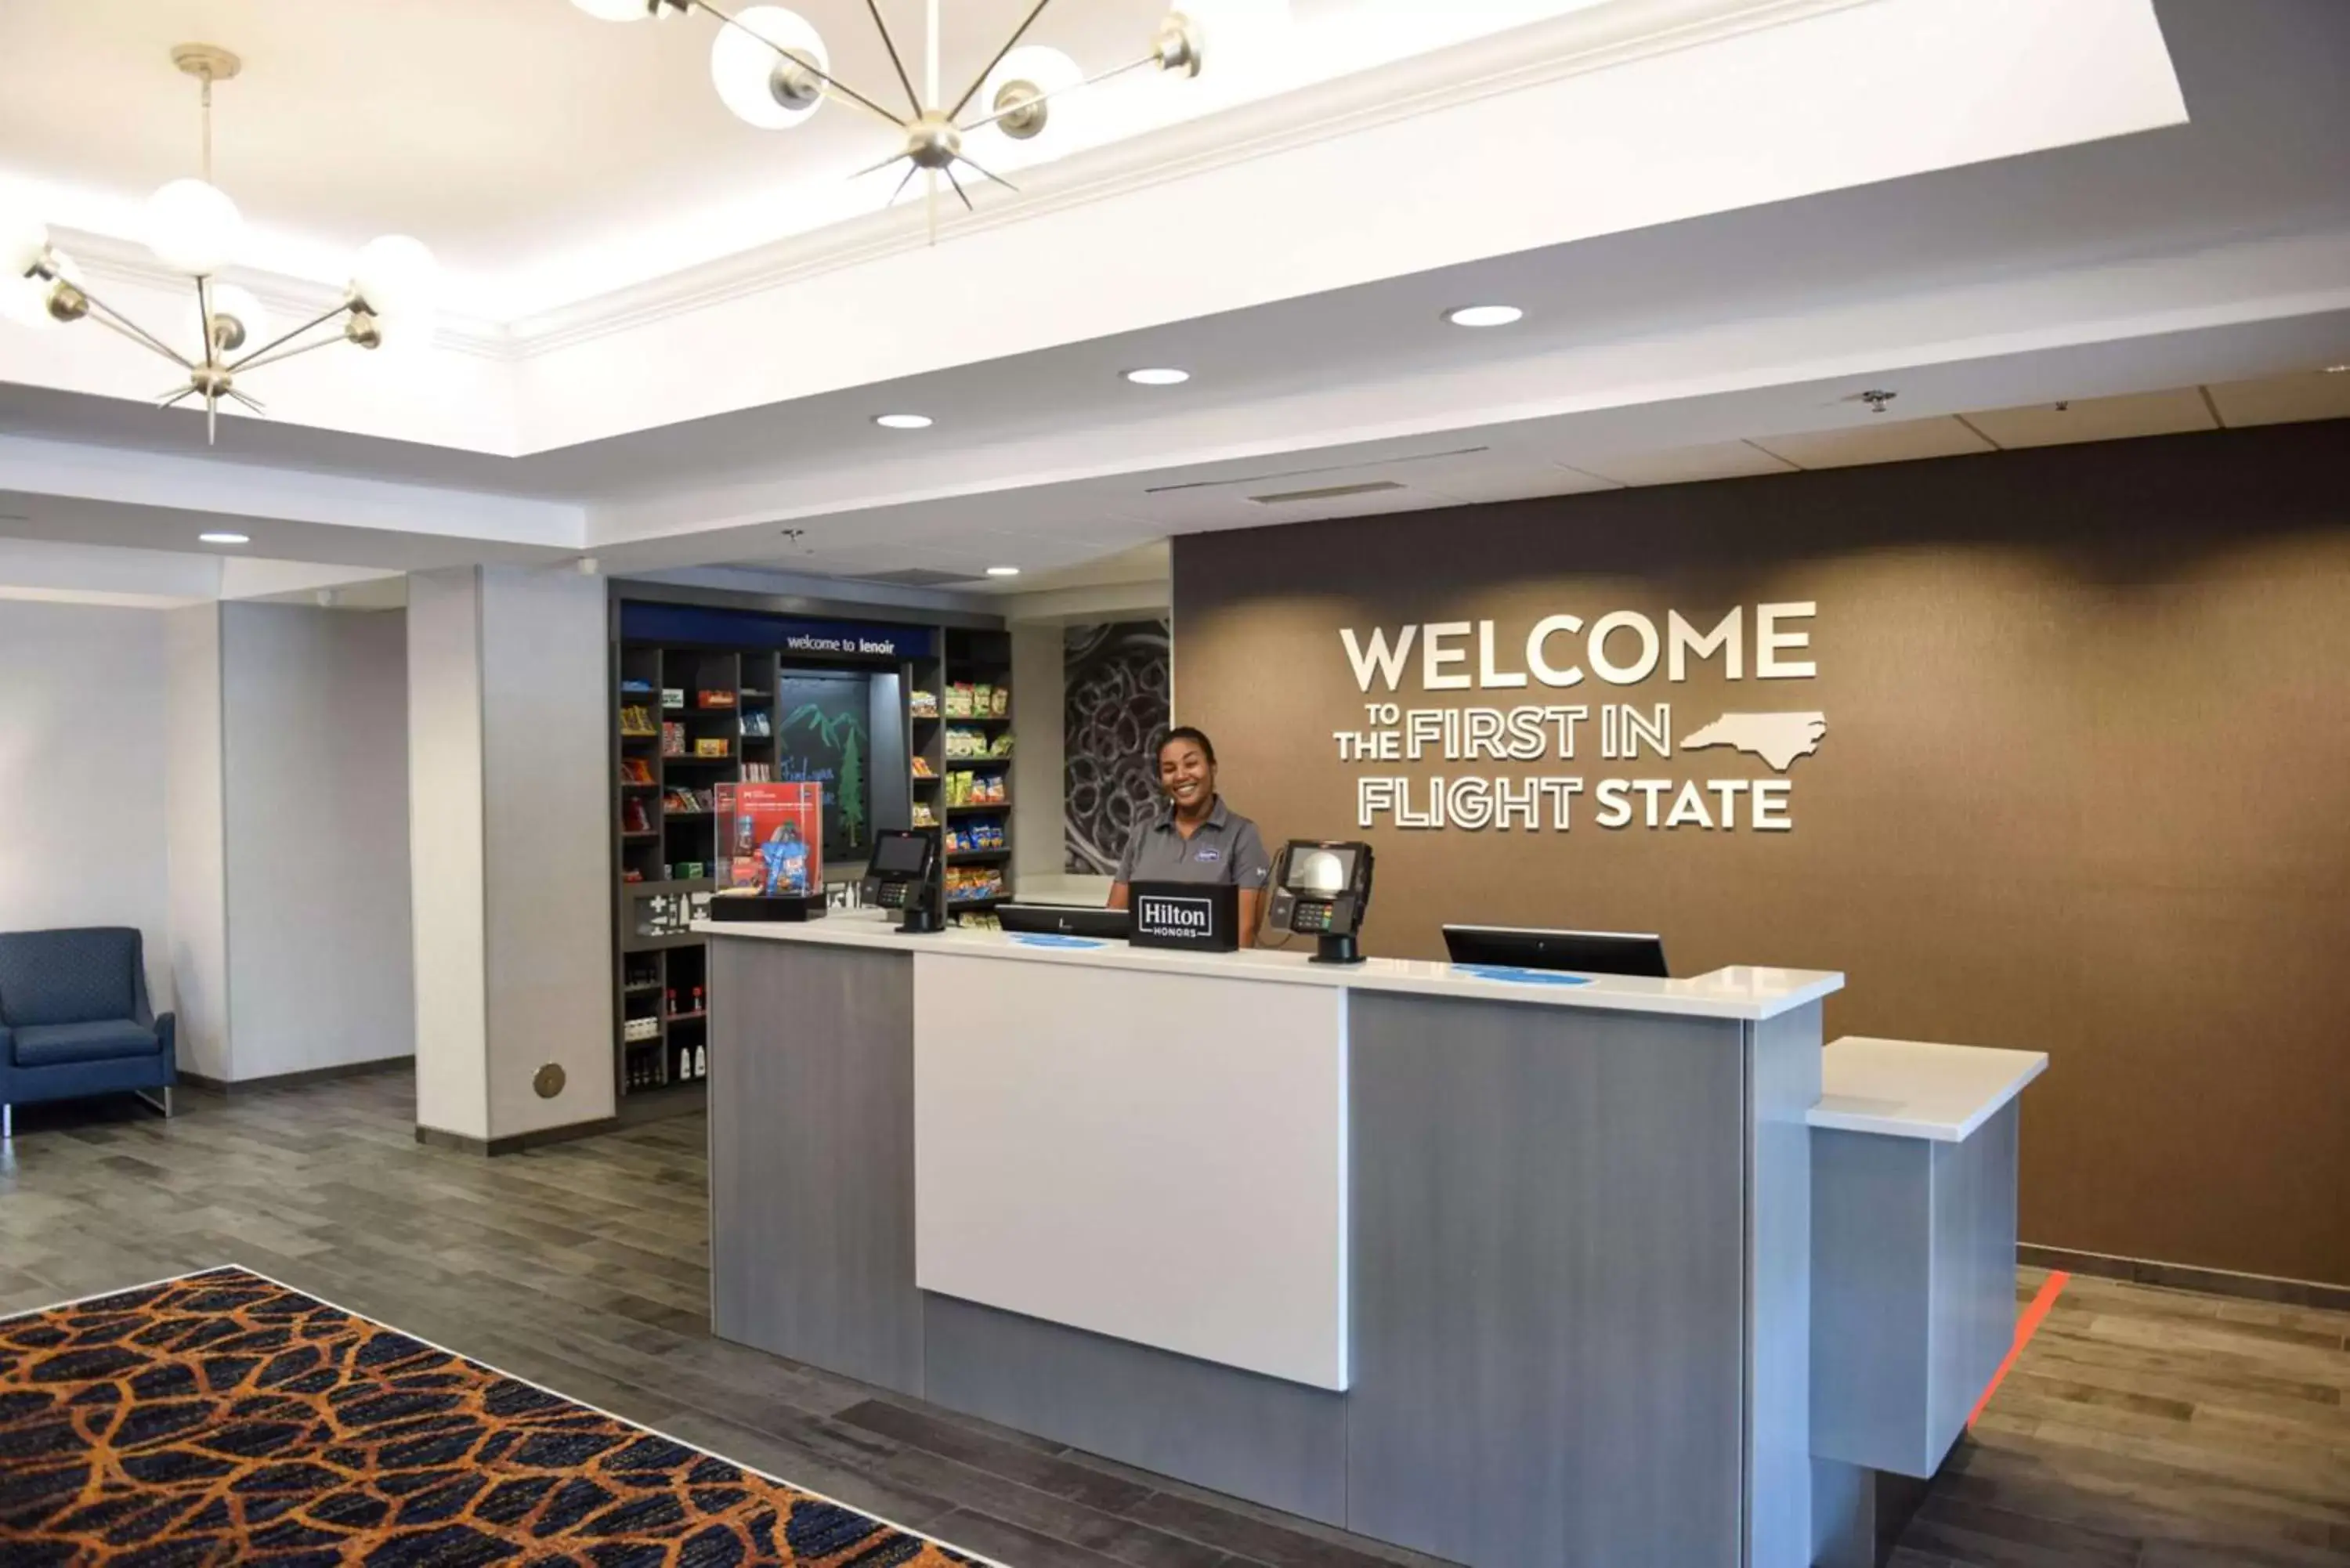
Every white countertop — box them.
[1809,1036,2048,1141]
[694,912,1842,1022]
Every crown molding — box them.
[503,0,1876,354]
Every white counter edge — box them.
[692,915,1843,1022]
[1809,1036,2049,1142]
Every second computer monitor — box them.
[1441,924,1670,978]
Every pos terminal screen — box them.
[1283,844,1360,896]
[870,831,932,876]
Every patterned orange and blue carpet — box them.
[0,1266,986,1566]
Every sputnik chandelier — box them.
[571,0,1213,229]
[0,45,441,443]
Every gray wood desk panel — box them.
[1929,1100,2018,1458]
[1810,1100,2017,1479]
[1810,1127,1935,1475]
[1345,991,1750,1568]
[1748,1003,1825,1568]
[922,1292,1350,1525]
[708,938,924,1396]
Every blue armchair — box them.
[0,927,176,1138]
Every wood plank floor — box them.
[2,1074,2345,1568]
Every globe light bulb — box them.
[1,207,48,278]
[348,234,441,321]
[144,178,244,276]
[569,0,650,18]
[185,284,269,359]
[711,7,828,129]
[982,46,1083,142]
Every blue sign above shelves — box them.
[620,601,938,660]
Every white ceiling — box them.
[0,0,1600,309]
[0,0,2345,607]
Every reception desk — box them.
[702,914,1895,1566]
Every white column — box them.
[408,566,613,1146]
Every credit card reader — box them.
[867,829,942,934]
[1266,840,1375,963]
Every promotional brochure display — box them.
[709,780,827,922]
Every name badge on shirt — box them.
[1195,847,1221,863]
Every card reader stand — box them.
[1267,840,1376,965]
[1312,930,1363,965]
[874,873,942,934]
[867,827,944,934]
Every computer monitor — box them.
[998,903,1132,941]
[1441,925,1670,978]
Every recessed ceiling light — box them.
[985,565,1021,577]
[2326,363,2349,374]
[1446,304,1523,328]
[198,531,249,545]
[873,413,932,430]
[1124,367,1190,386]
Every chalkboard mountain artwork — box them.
[781,696,870,852]
[1680,712,1828,771]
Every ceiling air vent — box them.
[1246,480,1407,506]
[855,567,984,587]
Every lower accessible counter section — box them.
[706,926,1831,1567]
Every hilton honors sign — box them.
[1333,602,1825,833]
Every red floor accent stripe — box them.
[1968,1269,2069,1430]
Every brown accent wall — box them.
[1173,420,2350,1288]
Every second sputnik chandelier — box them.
[569,0,1217,236]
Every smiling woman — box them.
[1104,724,1271,942]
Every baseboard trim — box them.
[178,1057,413,1097]
[414,1116,621,1158]
[2019,1243,2350,1313]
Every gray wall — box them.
[221,602,413,1081]
[0,599,173,1010]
